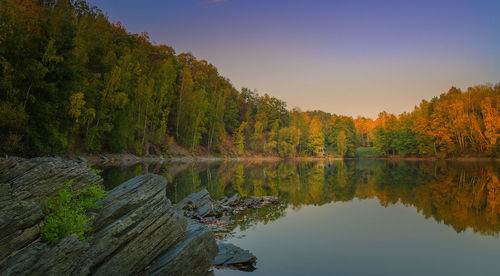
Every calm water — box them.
[97,160,500,276]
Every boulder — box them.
[215,243,257,271]
[0,157,102,263]
[175,189,226,218]
[145,219,218,276]
[0,201,42,262]
[87,174,188,276]
[0,235,89,276]
[0,157,102,205]
[0,174,192,275]
[220,193,241,206]
[0,159,218,276]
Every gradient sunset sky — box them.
[90,0,500,118]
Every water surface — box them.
[98,160,500,276]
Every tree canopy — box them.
[0,0,498,158]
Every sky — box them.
[89,0,500,118]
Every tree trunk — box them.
[176,81,184,139]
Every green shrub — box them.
[89,167,102,175]
[40,180,107,244]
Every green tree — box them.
[306,116,324,156]
[234,122,247,155]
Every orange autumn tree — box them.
[354,117,376,147]
[370,85,500,157]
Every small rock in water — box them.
[225,193,241,206]
[176,190,282,244]
[214,243,257,271]
[176,189,281,220]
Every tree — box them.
[326,116,357,157]
[175,65,194,140]
[234,122,247,155]
[278,126,300,157]
[1,0,498,159]
[306,116,324,156]
[337,130,347,157]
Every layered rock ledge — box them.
[175,188,282,271]
[0,157,217,275]
[0,157,102,262]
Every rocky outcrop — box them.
[175,189,281,272]
[176,188,280,220]
[175,189,231,218]
[87,174,189,276]
[0,158,217,276]
[215,243,257,271]
[0,157,102,263]
[145,219,218,276]
[0,234,90,275]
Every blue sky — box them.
[90,0,500,118]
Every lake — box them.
[97,160,500,276]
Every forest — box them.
[1,0,499,158]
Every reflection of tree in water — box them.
[326,161,362,202]
[231,203,288,232]
[364,161,500,235]
[408,163,500,235]
[167,167,202,203]
[97,163,149,190]
[99,160,500,235]
[96,162,175,191]
[234,161,500,235]
[303,163,325,204]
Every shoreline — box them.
[3,153,498,165]
[66,153,500,164]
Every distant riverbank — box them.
[36,152,499,165]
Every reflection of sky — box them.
[89,0,500,118]
[218,199,500,276]
[95,159,500,274]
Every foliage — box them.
[89,166,102,175]
[40,180,106,244]
[0,0,498,158]
[306,116,325,156]
[326,115,357,157]
[233,122,247,155]
[370,86,500,157]
[355,147,380,158]
[277,126,301,157]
